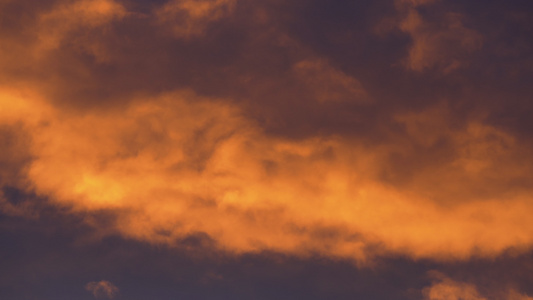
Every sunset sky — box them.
[1,0,533,299]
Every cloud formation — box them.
[1,0,533,267]
[156,0,236,38]
[37,0,126,51]
[86,280,119,299]
[423,274,533,300]
[292,59,368,103]
[394,0,483,72]
[2,86,533,262]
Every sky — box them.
[1,0,533,299]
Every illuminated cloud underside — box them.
[1,0,533,270]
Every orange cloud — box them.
[156,0,236,38]
[424,277,486,300]
[0,0,127,89]
[3,86,533,262]
[423,274,533,300]
[37,0,126,50]
[0,0,532,271]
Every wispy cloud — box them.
[86,280,119,299]
[423,273,533,300]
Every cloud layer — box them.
[1,0,533,266]
[423,274,533,300]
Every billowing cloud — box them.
[1,84,533,262]
[0,0,533,273]
[1,1,533,299]
[86,280,119,299]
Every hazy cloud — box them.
[155,0,236,38]
[395,0,483,73]
[292,59,368,103]
[423,274,533,300]
[424,276,487,300]
[86,280,119,299]
[37,0,126,53]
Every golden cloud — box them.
[2,85,533,262]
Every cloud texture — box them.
[86,280,119,299]
[423,274,533,300]
[1,0,533,268]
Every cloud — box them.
[155,0,236,38]
[292,59,368,103]
[394,0,483,73]
[2,86,533,262]
[2,2,533,300]
[37,0,126,52]
[423,274,533,300]
[86,280,119,299]
[0,0,533,267]
[508,291,533,300]
[424,275,487,300]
